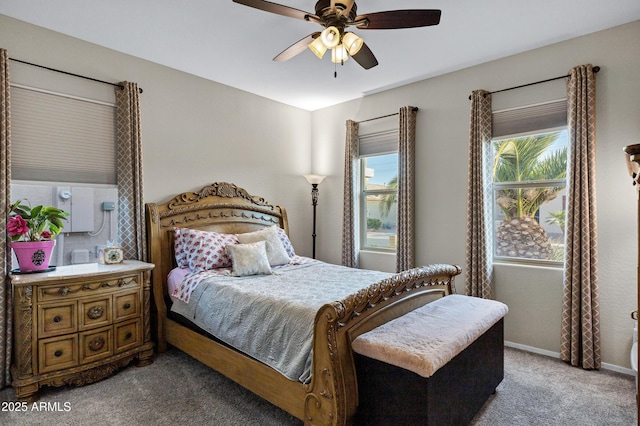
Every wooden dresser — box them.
[10,260,155,402]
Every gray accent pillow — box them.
[226,241,272,276]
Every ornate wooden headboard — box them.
[145,182,289,340]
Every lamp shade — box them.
[342,32,363,55]
[331,45,349,63]
[309,37,328,59]
[320,26,340,48]
[304,174,326,185]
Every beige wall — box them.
[0,14,314,258]
[2,13,639,371]
[311,20,640,370]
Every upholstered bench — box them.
[352,294,508,426]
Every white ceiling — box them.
[2,0,640,111]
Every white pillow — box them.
[237,225,291,266]
[226,241,272,276]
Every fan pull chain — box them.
[334,58,347,78]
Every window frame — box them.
[358,152,399,252]
[491,127,568,267]
[9,80,119,267]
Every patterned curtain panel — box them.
[115,82,147,262]
[561,64,600,370]
[465,90,494,298]
[396,106,417,272]
[0,48,12,388]
[341,120,359,267]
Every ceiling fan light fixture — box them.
[342,32,363,56]
[331,45,349,63]
[309,37,328,59]
[321,26,340,48]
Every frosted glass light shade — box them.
[320,26,340,48]
[331,45,349,63]
[309,37,328,59]
[304,174,327,185]
[342,32,363,55]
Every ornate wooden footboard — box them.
[146,182,461,425]
[306,264,461,424]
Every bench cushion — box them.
[351,294,508,377]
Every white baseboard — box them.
[504,340,635,377]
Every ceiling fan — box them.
[232,0,441,71]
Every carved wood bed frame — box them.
[145,182,461,425]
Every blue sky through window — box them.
[365,153,398,187]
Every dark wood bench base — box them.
[355,318,504,425]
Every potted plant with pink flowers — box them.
[8,200,69,272]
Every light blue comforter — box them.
[170,260,391,383]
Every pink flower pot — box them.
[11,240,56,272]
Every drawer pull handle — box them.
[53,315,62,323]
[124,303,131,309]
[87,306,104,320]
[125,332,133,340]
[88,336,105,352]
[54,350,63,357]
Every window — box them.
[360,152,398,250]
[491,99,568,264]
[10,83,118,266]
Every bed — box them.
[145,181,461,425]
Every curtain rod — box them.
[356,106,419,124]
[9,58,143,94]
[468,66,600,100]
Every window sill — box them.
[494,258,563,270]
[360,249,396,255]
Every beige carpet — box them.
[0,347,636,425]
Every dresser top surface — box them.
[9,260,154,285]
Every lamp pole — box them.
[311,183,319,259]
[304,175,326,259]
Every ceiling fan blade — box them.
[355,10,441,29]
[351,42,378,70]
[233,0,317,21]
[273,33,320,62]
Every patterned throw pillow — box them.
[175,228,239,272]
[237,225,291,266]
[276,227,296,258]
[173,228,189,268]
[226,241,272,276]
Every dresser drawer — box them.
[114,291,140,321]
[79,296,112,331]
[37,275,141,302]
[80,326,113,364]
[115,319,142,353]
[38,303,77,338]
[39,335,78,374]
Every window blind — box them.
[358,129,398,157]
[493,99,567,138]
[10,85,116,184]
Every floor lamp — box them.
[304,174,326,259]
[624,143,640,409]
